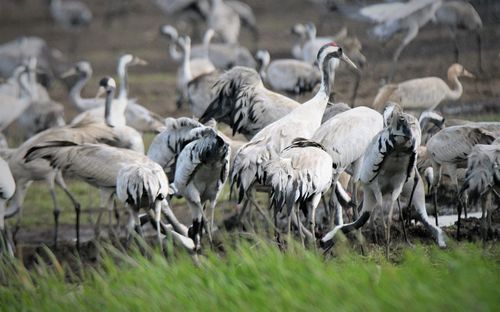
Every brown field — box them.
[1,0,499,261]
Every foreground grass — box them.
[0,242,498,311]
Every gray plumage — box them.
[264,138,332,242]
[199,66,300,139]
[208,0,241,44]
[230,43,356,208]
[435,1,483,70]
[459,144,500,239]
[0,156,15,256]
[426,122,499,227]
[49,0,92,31]
[322,105,422,254]
[359,0,442,80]
[147,117,208,181]
[171,128,230,250]
[372,63,475,112]
[0,37,67,87]
[255,49,321,95]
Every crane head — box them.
[317,42,359,74]
[387,105,421,149]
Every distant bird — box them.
[4,77,143,248]
[17,100,66,138]
[0,156,15,256]
[255,49,321,95]
[225,0,259,43]
[70,55,163,134]
[64,61,164,133]
[49,0,92,52]
[160,24,256,70]
[49,0,92,31]
[187,71,219,118]
[435,1,483,71]
[0,59,66,137]
[321,105,421,256]
[231,43,358,224]
[264,138,333,245]
[460,144,500,240]
[372,63,475,112]
[175,35,216,110]
[291,22,365,104]
[207,0,241,44]
[359,0,442,81]
[199,66,300,139]
[0,36,68,88]
[0,67,34,132]
[291,23,348,64]
[312,106,383,224]
[426,123,499,228]
[171,128,230,250]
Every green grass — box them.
[0,242,499,311]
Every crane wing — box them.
[360,0,439,23]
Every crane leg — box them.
[432,190,439,226]
[295,205,305,248]
[476,31,483,73]
[320,211,371,250]
[161,202,188,236]
[55,172,81,250]
[48,176,60,248]
[389,24,419,82]
[385,200,396,260]
[308,193,322,242]
[397,198,411,247]
[413,171,446,248]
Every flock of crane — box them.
[0,0,498,259]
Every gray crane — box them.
[0,156,15,256]
[264,138,333,246]
[321,105,422,257]
[199,66,301,139]
[255,49,321,95]
[426,123,500,229]
[170,128,230,250]
[230,43,357,230]
[459,144,500,240]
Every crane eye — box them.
[157,194,165,201]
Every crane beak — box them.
[134,57,148,66]
[61,67,77,78]
[95,86,106,99]
[340,54,359,72]
[463,69,475,79]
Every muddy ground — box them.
[1,0,500,263]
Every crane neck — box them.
[203,30,214,59]
[117,61,129,100]
[17,72,32,100]
[289,56,334,119]
[69,72,90,108]
[169,42,182,62]
[182,42,193,82]
[446,74,463,101]
[104,87,116,127]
